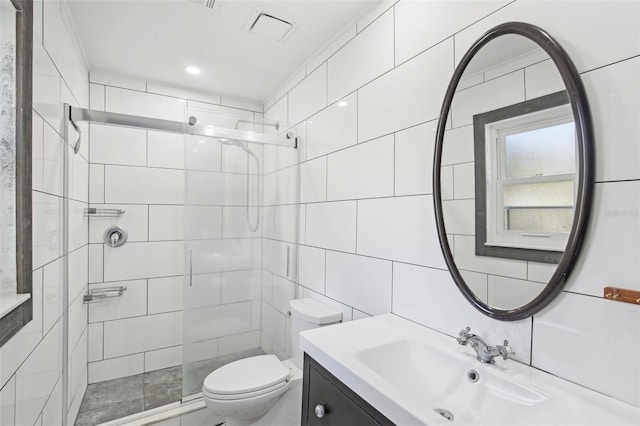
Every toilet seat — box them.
[203,380,288,400]
[203,355,290,401]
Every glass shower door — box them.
[181,104,299,398]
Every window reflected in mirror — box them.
[476,92,577,257]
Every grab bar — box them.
[83,286,127,303]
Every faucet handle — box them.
[498,339,516,360]
[456,326,472,345]
[459,326,471,336]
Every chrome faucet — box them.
[457,327,515,364]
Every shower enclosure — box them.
[181,103,300,399]
[65,100,299,420]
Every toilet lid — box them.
[203,355,290,396]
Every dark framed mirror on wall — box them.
[433,22,594,321]
[0,0,33,346]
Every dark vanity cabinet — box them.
[301,354,395,426]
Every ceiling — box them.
[67,0,379,103]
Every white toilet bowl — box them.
[202,355,302,426]
[202,299,341,426]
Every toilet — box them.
[202,298,342,426]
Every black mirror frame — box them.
[433,22,594,321]
[0,0,33,346]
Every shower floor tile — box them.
[74,349,266,426]
[75,366,182,426]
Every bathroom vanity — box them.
[300,314,640,425]
[301,353,394,426]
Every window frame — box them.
[474,90,571,264]
[0,0,33,347]
[485,105,576,252]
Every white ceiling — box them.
[67,0,379,103]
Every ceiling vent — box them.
[247,10,296,42]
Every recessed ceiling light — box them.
[337,101,348,107]
[186,66,201,75]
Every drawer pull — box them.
[315,404,326,418]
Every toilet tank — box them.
[289,298,342,368]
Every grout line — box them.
[354,201,359,254]
[390,261,394,312]
[392,5,396,68]
[580,54,640,75]
[392,133,396,196]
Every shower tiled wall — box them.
[265,0,640,408]
[0,0,90,425]
[85,75,266,384]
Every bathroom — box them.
[0,0,638,425]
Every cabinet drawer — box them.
[302,354,395,426]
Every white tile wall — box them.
[583,57,640,182]
[42,123,64,197]
[88,354,144,384]
[450,70,524,128]
[184,206,222,240]
[357,38,453,142]
[454,235,527,279]
[219,331,261,357]
[90,124,147,166]
[564,181,640,296]
[288,63,327,125]
[15,321,63,426]
[357,196,445,269]
[300,157,327,203]
[394,1,510,64]
[105,87,185,121]
[185,136,222,172]
[0,376,15,426]
[89,204,149,243]
[87,323,103,362]
[183,302,251,344]
[264,0,640,409]
[43,258,64,334]
[328,9,394,103]
[32,114,44,193]
[104,166,184,204]
[533,292,640,406]
[220,270,262,304]
[306,201,357,252]
[394,121,437,196]
[144,346,182,372]
[103,242,183,282]
[524,59,565,100]
[326,135,394,201]
[149,205,184,241]
[325,251,392,315]
[298,245,326,294]
[306,93,357,160]
[148,131,184,169]
[453,0,640,73]
[391,262,532,364]
[5,2,90,424]
[89,164,105,204]
[88,280,147,322]
[487,275,545,310]
[103,311,182,359]
[148,276,183,314]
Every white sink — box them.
[300,314,640,425]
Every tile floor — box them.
[75,366,182,425]
[75,348,265,426]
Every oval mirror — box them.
[433,22,594,321]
